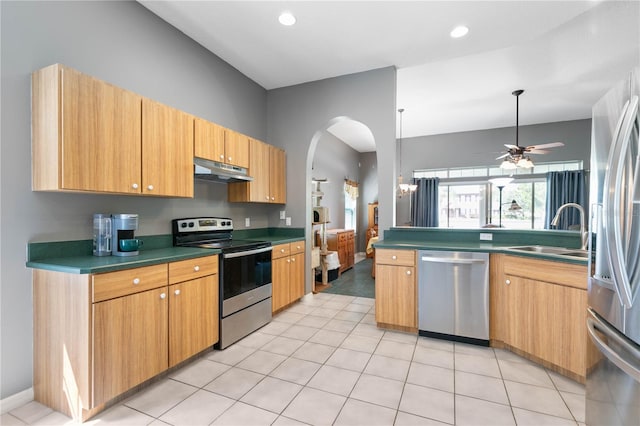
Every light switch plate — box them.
[285,217,291,226]
[479,233,493,241]
[245,217,251,227]
[280,210,286,220]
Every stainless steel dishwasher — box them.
[418,250,489,346]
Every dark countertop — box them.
[26,228,305,274]
[26,246,220,274]
[372,227,589,265]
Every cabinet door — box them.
[224,130,249,169]
[249,138,271,202]
[142,99,194,197]
[270,146,286,203]
[289,252,305,302]
[92,287,168,406]
[375,264,417,328]
[60,66,142,193]
[194,118,225,163]
[272,256,290,312]
[169,275,218,367]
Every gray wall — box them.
[311,132,360,229]
[396,119,592,223]
[266,67,396,293]
[358,152,379,251]
[0,0,277,399]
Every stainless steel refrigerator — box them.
[586,67,640,426]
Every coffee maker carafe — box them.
[112,214,141,256]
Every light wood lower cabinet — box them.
[93,286,168,406]
[272,240,305,312]
[32,255,218,422]
[326,229,355,274]
[375,249,417,330]
[490,254,596,382]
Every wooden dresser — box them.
[326,229,355,274]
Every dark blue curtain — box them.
[545,170,587,229]
[411,177,440,227]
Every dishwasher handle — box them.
[420,256,486,265]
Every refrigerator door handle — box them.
[587,310,640,383]
[603,96,638,308]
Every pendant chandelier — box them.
[397,108,417,198]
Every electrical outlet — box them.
[280,210,286,220]
[285,217,291,226]
[245,217,251,227]
[479,233,493,241]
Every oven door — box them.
[221,245,272,317]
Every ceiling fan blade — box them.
[504,144,518,149]
[496,153,511,160]
[527,142,565,150]
[527,149,550,155]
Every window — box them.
[417,161,581,229]
[345,192,357,232]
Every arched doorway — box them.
[304,117,377,295]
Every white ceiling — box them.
[139,1,640,152]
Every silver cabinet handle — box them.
[271,196,275,201]
[133,278,140,285]
[132,183,139,189]
[174,289,180,296]
[392,255,397,260]
[287,259,291,263]
[228,156,232,162]
[406,270,411,275]
[194,266,200,272]
[505,279,511,285]
[292,258,296,262]
[147,184,154,191]
[160,293,166,299]
[220,154,224,160]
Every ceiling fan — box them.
[497,89,564,169]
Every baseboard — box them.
[0,387,34,414]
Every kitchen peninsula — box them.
[373,227,597,383]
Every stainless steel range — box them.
[172,217,272,349]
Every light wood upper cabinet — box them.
[32,64,142,194]
[142,99,194,197]
[224,129,250,169]
[228,138,286,204]
[194,119,249,169]
[32,64,194,198]
[375,249,417,330]
[270,145,286,203]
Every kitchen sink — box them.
[508,245,572,255]
[508,245,590,259]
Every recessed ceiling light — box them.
[278,11,296,26]
[450,25,469,38]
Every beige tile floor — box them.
[2,292,586,425]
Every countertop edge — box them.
[372,241,589,265]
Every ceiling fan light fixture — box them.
[500,159,517,170]
[517,156,534,168]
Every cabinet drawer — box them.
[376,249,415,266]
[93,264,168,302]
[338,233,347,242]
[169,255,218,284]
[273,243,291,259]
[290,240,305,255]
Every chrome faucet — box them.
[551,203,588,250]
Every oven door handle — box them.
[223,246,273,259]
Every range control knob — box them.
[180,222,187,228]
[188,222,195,228]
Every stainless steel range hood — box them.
[194,157,253,183]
